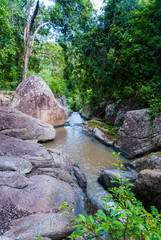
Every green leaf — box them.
[72,229,85,236]
[78,214,86,223]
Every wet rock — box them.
[73,167,87,189]
[0,107,56,142]
[11,75,68,126]
[114,109,161,158]
[98,169,138,190]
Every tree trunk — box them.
[22,51,29,82]
[22,18,52,82]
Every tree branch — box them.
[30,20,53,53]
[29,0,39,33]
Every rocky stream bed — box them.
[0,76,161,239]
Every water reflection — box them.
[46,113,126,206]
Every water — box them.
[46,112,126,207]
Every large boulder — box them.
[0,107,56,142]
[98,169,138,189]
[98,167,161,210]
[105,98,138,126]
[11,75,68,126]
[114,109,161,158]
[0,134,86,239]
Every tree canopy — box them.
[0,0,161,112]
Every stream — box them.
[46,112,127,207]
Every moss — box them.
[157,151,161,156]
[22,136,27,140]
[88,120,119,140]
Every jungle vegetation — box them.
[0,0,161,112]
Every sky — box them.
[42,0,104,10]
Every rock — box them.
[0,134,86,239]
[135,169,161,193]
[0,171,28,189]
[98,169,138,190]
[105,103,118,125]
[114,109,161,158]
[0,156,32,174]
[0,94,11,107]
[0,107,56,142]
[0,134,53,165]
[105,98,138,126]
[63,107,73,116]
[4,213,72,240]
[114,98,138,126]
[134,169,161,210]
[56,95,67,107]
[81,125,93,137]
[73,166,87,189]
[55,95,72,116]
[0,175,84,215]
[131,154,161,171]
[11,75,68,126]
[94,127,113,147]
[80,103,92,120]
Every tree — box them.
[22,0,53,81]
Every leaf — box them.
[78,214,86,223]
[60,210,68,214]
[72,229,85,236]
[71,206,75,213]
[87,215,95,225]
[111,179,120,183]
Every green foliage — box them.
[88,120,119,140]
[59,0,161,113]
[28,42,67,96]
[34,232,43,240]
[0,0,161,113]
[60,155,161,240]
